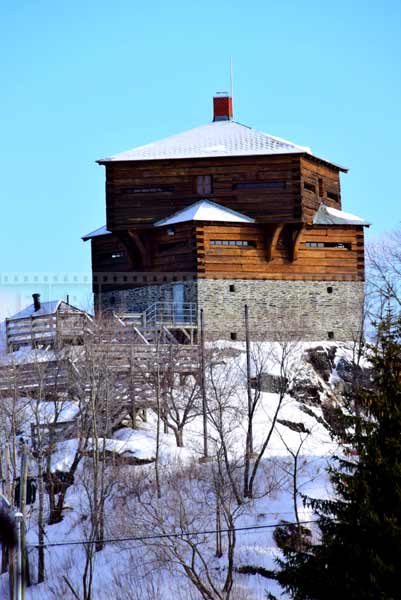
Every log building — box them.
[83,94,368,340]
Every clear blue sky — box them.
[0,0,400,316]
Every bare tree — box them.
[64,316,124,600]
[120,457,242,600]
[0,354,31,594]
[242,339,272,498]
[244,338,301,500]
[275,424,313,547]
[367,226,401,323]
[206,351,245,506]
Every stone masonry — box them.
[96,281,197,314]
[97,278,364,342]
[197,279,365,342]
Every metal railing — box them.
[144,302,197,327]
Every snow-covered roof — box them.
[82,225,111,241]
[154,200,255,227]
[99,120,312,162]
[313,204,369,226]
[8,300,62,321]
[8,300,82,321]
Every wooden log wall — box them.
[197,224,364,281]
[151,222,197,272]
[91,235,132,273]
[91,223,197,275]
[91,220,364,290]
[104,154,303,229]
[301,157,342,222]
[104,154,343,231]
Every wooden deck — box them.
[5,311,93,352]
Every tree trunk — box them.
[174,427,184,448]
[37,463,45,583]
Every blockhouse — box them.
[83,94,368,340]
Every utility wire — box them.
[29,519,319,549]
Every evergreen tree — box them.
[273,316,401,600]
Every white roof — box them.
[100,120,311,162]
[82,225,111,241]
[154,200,255,227]
[9,300,63,321]
[8,300,83,321]
[313,204,369,226]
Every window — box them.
[229,284,236,292]
[111,251,126,260]
[233,181,286,190]
[230,332,238,341]
[327,286,333,294]
[327,191,339,202]
[99,250,127,262]
[210,240,256,248]
[196,175,213,195]
[124,186,174,194]
[328,331,334,340]
[318,178,324,197]
[303,182,316,193]
[305,241,352,250]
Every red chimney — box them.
[213,93,233,122]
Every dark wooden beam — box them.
[265,224,284,262]
[128,230,151,267]
[290,226,305,262]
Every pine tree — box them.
[274,316,401,600]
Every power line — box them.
[29,520,319,550]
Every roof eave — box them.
[300,152,348,173]
[97,151,347,172]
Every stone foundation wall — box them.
[96,281,197,314]
[95,278,364,342]
[197,279,365,342]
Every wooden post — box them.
[129,345,137,429]
[245,304,253,455]
[200,309,209,460]
[18,445,28,600]
[15,512,23,600]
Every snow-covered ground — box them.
[0,339,362,599]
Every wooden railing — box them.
[5,312,93,351]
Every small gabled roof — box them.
[82,225,112,241]
[9,300,62,321]
[313,204,369,226]
[8,300,83,321]
[154,200,255,227]
[98,120,312,163]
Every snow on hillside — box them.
[0,340,365,599]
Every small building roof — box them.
[313,204,369,226]
[8,300,63,321]
[99,120,313,163]
[154,200,255,227]
[82,225,112,241]
[8,300,82,321]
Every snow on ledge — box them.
[313,204,369,226]
[154,199,255,227]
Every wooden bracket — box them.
[290,226,305,262]
[119,229,151,268]
[265,224,284,262]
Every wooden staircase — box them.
[114,302,198,345]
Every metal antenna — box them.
[230,56,234,101]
